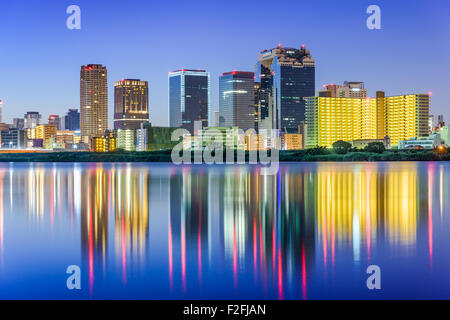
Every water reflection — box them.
[0,162,449,299]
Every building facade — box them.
[399,134,441,149]
[13,118,24,130]
[48,115,62,130]
[80,64,108,139]
[169,69,210,134]
[281,133,303,150]
[136,128,148,151]
[1,129,26,149]
[219,71,255,131]
[114,79,149,130]
[256,45,315,133]
[440,126,449,146]
[319,81,367,98]
[92,136,116,152]
[24,112,42,129]
[36,124,57,147]
[305,93,430,148]
[116,129,136,151]
[64,109,80,131]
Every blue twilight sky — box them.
[0,0,449,127]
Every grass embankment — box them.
[0,148,447,162]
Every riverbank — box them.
[0,149,447,162]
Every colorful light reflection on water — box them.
[0,162,449,300]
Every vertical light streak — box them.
[428,164,434,268]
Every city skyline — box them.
[0,0,448,128]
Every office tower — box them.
[319,81,367,98]
[0,100,3,123]
[24,112,42,129]
[219,71,255,130]
[169,69,210,134]
[48,115,62,130]
[64,109,80,131]
[114,79,149,130]
[80,64,108,139]
[305,92,430,148]
[256,44,315,133]
[13,118,24,130]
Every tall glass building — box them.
[64,109,80,131]
[256,45,315,133]
[219,71,255,131]
[114,79,149,130]
[169,69,210,134]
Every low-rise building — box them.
[281,133,303,150]
[439,126,449,147]
[92,136,117,152]
[44,137,64,150]
[246,134,268,151]
[398,134,441,150]
[1,129,26,149]
[55,130,76,145]
[36,124,57,147]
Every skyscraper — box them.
[80,64,108,140]
[0,100,3,123]
[114,79,149,130]
[256,45,315,133]
[219,71,255,130]
[64,109,80,131]
[169,69,210,134]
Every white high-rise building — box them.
[136,128,147,151]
